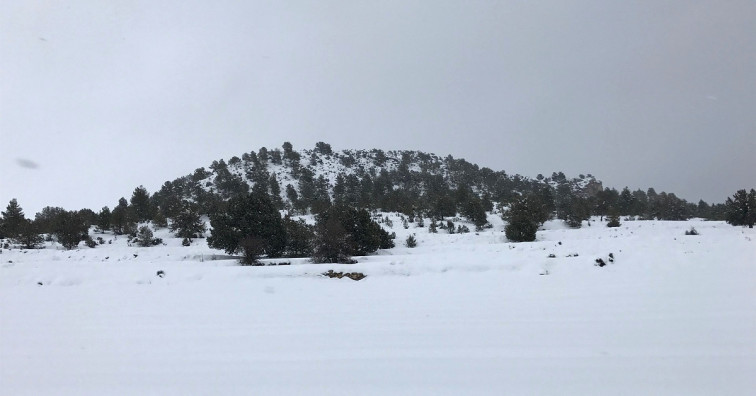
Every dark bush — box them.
[405,234,417,248]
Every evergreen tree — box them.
[282,141,300,161]
[12,220,44,249]
[594,188,619,220]
[429,220,437,233]
[312,205,394,263]
[607,211,621,228]
[208,192,286,264]
[135,225,162,247]
[333,174,347,205]
[503,195,544,242]
[312,215,351,263]
[314,141,333,155]
[286,184,301,213]
[283,216,315,257]
[405,234,417,248]
[554,183,573,219]
[152,211,168,228]
[270,149,283,165]
[298,170,316,212]
[268,174,283,209]
[565,197,591,228]
[282,141,293,156]
[78,209,98,228]
[619,187,634,215]
[169,202,206,242]
[531,186,556,222]
[258,147,269,164]
[111,198,137,236]
[53,210,90,250]
[457,187,488,229]
[33,206,66,235]
[311,175,332,214]
[725,189,756,228]
[697,200,711,219]
[130,186,153,222]
[2,199,26,238]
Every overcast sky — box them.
[2,1,754,215]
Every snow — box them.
[2,218,755,395]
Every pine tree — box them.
[460,195,488,230]
[33,206,66,234]
[111,198,137,236]
[96,207,111,232]
[53,210,90,250]
[152,212,168,229]
[169,202,206,242]
[135,225,161,247]
[565,197,591,228]
[283,216,315,257]
[607,212,621,228]
[405,234,417,248]
[282,141,300,161]
[208,192,286,263]
[428,220,437,233]
[15,220,44,249]
[268,174,283,209]
[314,141,332,155]
[2,199,26,238]
[312,215,351,263]
[286,184,301,213]
[312,205,394,263]
[130,186,153,222]
[725,189,756,228]
[503,195,543,242]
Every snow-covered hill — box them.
[2,217,755,394]
[155,145,603,213]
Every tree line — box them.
[1,142,753,256]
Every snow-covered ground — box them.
[2,217,755,395]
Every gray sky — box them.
[2,1,754,215]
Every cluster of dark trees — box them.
[0,184,207,250]
[724,189,756,228]
[148,142,731,230]
[503,187,755,242]
[206,193,394,264]
[2,141,753,254]
[0,199,92,249]
[149,142,520,227]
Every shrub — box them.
[84,237,97,248]
[503,196,543,242]
[405,234,417,248]
[447,220,455,234]
[505,220,538,242]
[135,226,161,247]
[607,214,621,228]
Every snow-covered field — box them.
[2,216,755,395]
